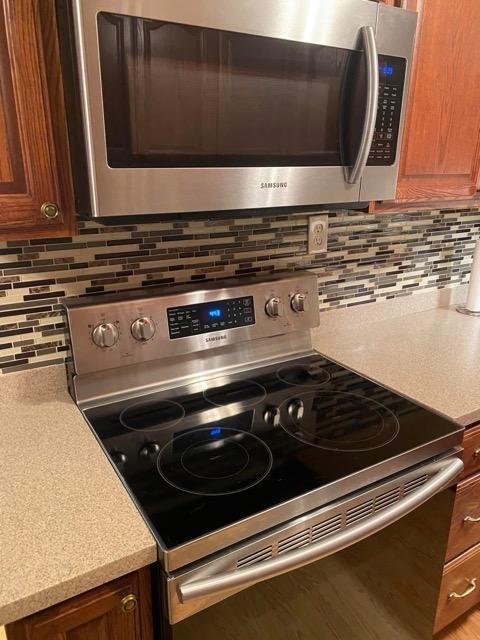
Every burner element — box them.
[120,399,185,433]
[276,363,330,387]
[280,390,400,451]
[204,379,266,408]
[157,427,273,496]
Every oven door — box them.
[62,0,416,218]
[161,454,462,639]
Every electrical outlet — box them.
[308,215,329,254]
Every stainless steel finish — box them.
[263,407,281,427]
[64,272,319,376]
[287,399,305,421]
[456,305,480,317]
[157,434,463,573]
[91,322,119,348]
[69,0,416,217]
[290,293,307,314]
[167,452,463,622]
[347,26,379,185]
[131,317,156,341]
[359,4,418,201]
[265,297,283,318]
[73,333,314,408]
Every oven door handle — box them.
[177,457,463,604]
[347,25,379,185]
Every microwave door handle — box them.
[177,456,463,604]
[347,26,379,184]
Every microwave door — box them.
[63,0,413,218]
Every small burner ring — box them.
[276,364,331,388]
[119,399,185,433]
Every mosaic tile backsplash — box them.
[0,207,479,374]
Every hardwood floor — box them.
[437,606,480,639]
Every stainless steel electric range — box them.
[63,271,464,640]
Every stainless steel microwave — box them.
[57,0,417,219]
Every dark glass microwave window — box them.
[97,13,367,168]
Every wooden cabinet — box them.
[446,473,480,562]
[436,543,480,633]
[373,0,480,209]
[5,568,153,640]
[0,0,75,240]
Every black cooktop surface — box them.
[84,355,461,549]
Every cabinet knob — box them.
[120,594,137,613]
[474,447,480,458]
[41,201,60,219]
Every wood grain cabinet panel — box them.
[435,543,480,632]
[5,568,153,640]
[460,424,480,480]
[373,0,480,207]
[446,473,480,562]
[0,0,75,239]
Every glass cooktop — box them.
[84,355,461,550]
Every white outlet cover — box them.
[308,215,329,254]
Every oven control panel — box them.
[167,296,255,339]
[64,271,319,376]
[368,56,406,166]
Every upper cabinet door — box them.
[0,0,75,239]
[391,0,480,203]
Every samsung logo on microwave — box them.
[206,334,227,343]
[260,182,288,190]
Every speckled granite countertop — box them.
[312,285,480,427]
[0,366,156,626]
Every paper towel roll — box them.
[466,240,480,313]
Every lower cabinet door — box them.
[5,568,153,640]
[445,472,480,561]
[435,544,480,632]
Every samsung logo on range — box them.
[260,181,288,189]
[206,334,227,343]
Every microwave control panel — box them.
[368,56,406,167]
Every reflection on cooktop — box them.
[204,379,266,408]
[84,354,459,549]
[120,399,185,433]
[157,427,273,496]
[280,390,400,451]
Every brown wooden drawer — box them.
[461,424,480,480]
[435,542,480,632]
[446,472,480,562]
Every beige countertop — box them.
[0,366,156,626]
[313,286,480,427]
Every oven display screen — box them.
[167,296,255,339]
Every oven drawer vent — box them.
[404,474,428,495]
[346,499,374,525]
[234,471,433,571]
[237,546,273,568]
[278,529,310,554]
[311,514,342,542]
[374,487,401,512]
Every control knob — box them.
[131,317,156,342]
[265,297,283,318]
[92,322,119,348]
[110,450,127,467]
[139,441,160,459]
[263,407,281,427]
[288,399,305,422]
[291,293,308,313]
